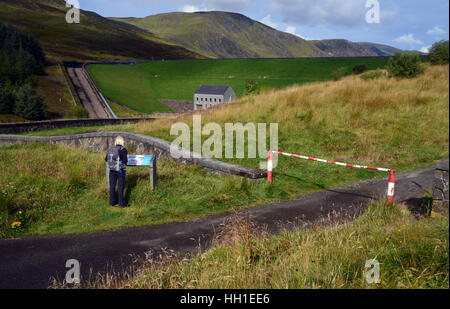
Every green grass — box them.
[0,114,28,123]
[87,200,449,289]
[18,126,123,136]
[88,58,390,114]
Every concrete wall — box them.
[0,132,267,179]
[0,118,155,134]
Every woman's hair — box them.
[115,136,125,146]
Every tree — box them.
[352,64,368,75]
[0,82,15,114]
[429,40,449,65]
[14,85,47,120]
[245,80,260,95]
[387,52,425,78]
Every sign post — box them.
[106,155,157,190]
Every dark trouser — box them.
[109,170,126,207]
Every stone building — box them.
[194,85,236,110]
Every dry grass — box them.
[127,64,449,170]
[82,200,449,289]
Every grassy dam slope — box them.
[88,57,390,114]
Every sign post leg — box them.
[150,157,157,190]
[106,164,110,190]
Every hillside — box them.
[113,12,327,59]
[356,42,401,56]
[310,39,380,57]
[0,0,204,61]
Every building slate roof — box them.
[195,85,231,95]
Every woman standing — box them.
[105,136,129,208]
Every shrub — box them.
[360,69,386,81]
[429,40,449,65]
[332,67,348,81]
[352,64,368,75]
[245,80,260,95]
[387,52,425,78]
[66,105,89,119]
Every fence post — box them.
[268,150,273,183]
[387,170,396,204]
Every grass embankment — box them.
[88,57,390,114]
[88,201,449,289]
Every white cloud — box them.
[394,34,423,46]
[177,0,252,13]
[420,45,432,53]
[285,26,297,35]
[268,0,367,26]
[284,25,311,40]
[182,5,200,12]
[261,14,278,29]
[427,26,447,37]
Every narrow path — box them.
[66,66,110,119]
[0,165,438,289]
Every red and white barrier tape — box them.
[268,150,396,204]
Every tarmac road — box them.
[66,66,110,119]
[0,164,441,289]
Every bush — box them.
[360,69,386,81]
[245,80,260,95]
[429,40,449,65]
[387,52,425,78]
[66,105,89,119]
[332,67,348,81]
[352,64,368,75]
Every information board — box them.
[127,155,152,166]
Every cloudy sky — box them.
[77,0,449,52]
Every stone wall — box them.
[433,159,449,215]
[0,118,155,134]
[0,132,267,179]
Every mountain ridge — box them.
[114,11,401,59]
[0,0,205,61]
[112,11,328,59]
